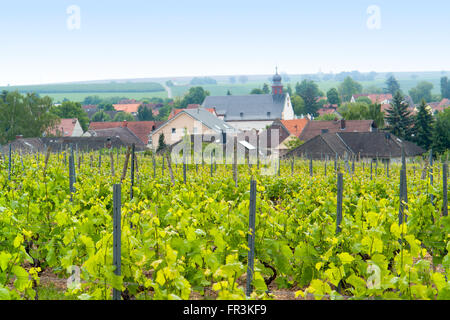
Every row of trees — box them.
[384,92,449,153]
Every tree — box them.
[384,91,414,140]
[338,102,369,120]
[284,136,304,151]
[82,95,102,105]
[441,77,450,99]
[286,84,293,96]
[295,80,321,116]
[326,88,340,105]
[91,110,112,122]
[290,94,305,116]
[113,112,135,122]
[316,113,339,121]
[157,133,167,152]
[250,88,264,94]
[0,91,59,144]
[355,96,372,105]
[50,101,90,131]
[137,105,154,121]
[97,103,115,111]
[432,108,450,153]
[409,81,434,104]
[227,90,232,96]
[366,103,385,128]
[413,99,434,150]
[180,87,210,108]
[338,76,362,102]
[262,83,270,94]
[384,75,401,95]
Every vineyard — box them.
[0,147,449,300]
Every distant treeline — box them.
[0,82,165,94]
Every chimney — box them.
[123,120,128,128]
[340,119,346,130]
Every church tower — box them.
[272,67,283,95]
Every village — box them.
[3,69,448,163]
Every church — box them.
[201,69,295,131]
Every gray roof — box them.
[87,127,145,146]
[181,108,236,133]
[285,132,425,159]
[202,94,287,121]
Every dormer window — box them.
[267,112,271,118]
[240,112,244,118]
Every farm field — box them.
[0,149,449,300]
[45,91,168,103]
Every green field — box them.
[44,91,168,103]
[1,71,446,103]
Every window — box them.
[267,112,271,118]
[240,112,244,118]
[172,128,176,134]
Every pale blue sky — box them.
[1,0,449,85]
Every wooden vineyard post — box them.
[120,146,131,183]
[375,154,378,177]
[69,146,76,201]
[43,146,51,177]
[233,136,238,187]
[398,144,408,224]
[152,154,156,179]
[166,152,175,187]
[443,163,448,217]
[336,172,343,235]
[324,155,327,176]
[8,144,11,181]
[334,153,337,172]
[291,157,294,176]
[110,150,115,177]
[210,151,213,178]
[113,184,122,301]
[429,149,434,206]
[99,150,102,171]
[183,149,187,184]
[309,156,313,177]
[162,155,165,175]
[246,179,257,297]
[370,159,373,181]
[130,144,135,199]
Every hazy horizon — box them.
[2,0,450,86]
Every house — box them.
[46,118,84,137]
[112,103,141,115]
[260,119,310,149]
[87,120,162,146]
[83,127,145,149]
[149,107,237,150]
[168,107,217,120]
[202,70,295,131]
[351,94,392,104]
[284,132,425,160]
[316,105,341,119]
[298,119,377,142]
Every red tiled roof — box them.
[48,118,79,137]
[280,119,310,137]
[353,94,392,104]
[88,121,162,144]
[113,103,141,113]
[438,98,450,109]
[299,119,375,142]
